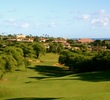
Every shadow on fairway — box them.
[74,70,110,82]
[6,97,60,100]
[28,65,72,80]
[28,65,110,82]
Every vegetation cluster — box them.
[59,50,110,73]
[1,34,110,79]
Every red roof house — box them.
[77,38,94,43]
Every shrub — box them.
[1,55,17,72]
[92,50,110,71]
[59,50,110,73]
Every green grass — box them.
[0,53,110,100]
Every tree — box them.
[67,39,76,46]
[59,50,72,64]
[59,50,93,72]
[15,43,34,57]
[34,36,40,42]
[3,46,25,68]
[48,42,64,53]
[2,55,17,72]
[91,40,105,46]
[33,43,46,58]
[0,55,17,79]
[0,56,6,79]
[92,50,110,70]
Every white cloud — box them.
[91,14,110,26]
[76,14,90,21]
[4,18,17,26]
[77,9,110,27]
[2,17,32,29]
[20,22,30,29]
[81,14,90,20]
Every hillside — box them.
[0,53,110,100]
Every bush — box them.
[59,50,110,73]
[48,42,64,53]
[65,54,92,72]
[59,50,92,72]
[0,57,6,79]
[59,50,71,64]
[1,55,17,72]
[3,47,25,67]
[92,50,110,71]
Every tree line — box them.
[0,42,45,79]
[1,37,110,79]
[0,40,65,79]
[59,50,110,73]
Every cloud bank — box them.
[78,10,110,27]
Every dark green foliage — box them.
[33,43,46,58]
[92,50,110,70]
[3,47,24,67]
[67,39,75,45]
[1,55,17,72]
[0,46,31,79]
[91,40,105,46]
[58,50,72,64]
[104,40,110,49]
[48,42,64,53]
[0,55,17,79]
[33,36,40,42]
[59,50,110,73]
[15,43,34,57]
[0,56,6,79]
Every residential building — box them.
[77,38,94,43]
[16,34,26,39]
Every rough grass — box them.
[0,53,110,100]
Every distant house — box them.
[39,38,47,42]
[77,38,94,43]
[54,38,67,43]
[16,34,26,39]
[63,42,71,49]
[16,37,34,42]
[22,38,34,42]
[53,38,71,49]
[16,37,24,41]
[44,43,50,49]
[7,34,33,42]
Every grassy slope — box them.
[0,53,110,100]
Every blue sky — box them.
[0,0,110,38]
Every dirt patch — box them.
[28,59,33,62]
[0,78,8,83]
[53,63,64,66]
[28,59,42,63]
[36,60,41,63]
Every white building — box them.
[16,34,26,39]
